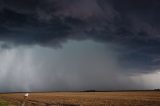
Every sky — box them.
[0,0,160,92]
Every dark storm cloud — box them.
[0,0,160,71]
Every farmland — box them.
[0,91,160,106]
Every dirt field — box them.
[0,91,160,106]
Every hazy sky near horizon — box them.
[0,0,160,92]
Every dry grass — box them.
[0,91,160,106]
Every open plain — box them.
[0,91,160,106]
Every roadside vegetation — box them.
[0,100,9,106]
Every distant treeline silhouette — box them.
[154,89,160,91]
[82,90,97,92]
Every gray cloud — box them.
[0,0,160,91]
[0,40,146,92]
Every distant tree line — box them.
[81,90,97,92]
[154,89,160,91]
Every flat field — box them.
[0,91,160,106]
